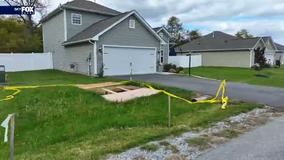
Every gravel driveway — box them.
[111,74,284,108]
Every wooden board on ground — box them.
[76,82,122,90]
[102,88,159,102]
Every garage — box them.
[265,53,275,65]
[103,46,157,76]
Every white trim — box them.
[63,9,67,41]
[249,50,253,67]
[129,19,135,29]
[157,27,171,37]
[183,48,251,52]
[62,39,90,45]
[269,38,278,51]
[71,13,82,25]
[103,45,157,49]
[94,41,97,75]
[102,44,157,74]
[159,32,164,38]
[92,10,166,45]
[252,38,266,49]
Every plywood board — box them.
[103,88,159,102]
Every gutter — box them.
[62,39,91,46]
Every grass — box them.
[186,135,211,150]
[213,129,241,139]
[140,144,160,152]
[183,67,284,88]
[0,70,262,160]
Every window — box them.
[159,32,164,38]
[129,19,135,29]
[160,50,164,63]
[72,13,82,25]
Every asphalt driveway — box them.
[112,74,284,108]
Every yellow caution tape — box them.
[0,84,75,102]
[122,80,228,109]
[0,81,228,109]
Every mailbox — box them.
[0,65,6,83]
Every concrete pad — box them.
[102,88,159,102]
[76,82,122,90]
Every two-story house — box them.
[40,0,170,76]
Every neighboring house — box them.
[275,43,284,64]
[40,0,168,76]
[177,31,279,68]
[153,26,171,71]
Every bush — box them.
[276,60,281,67]
[163,64,172,72]
[169,68,176,73]
[263,63,271,68]
[97,63,105,78]
[172,64,177,70]
[251,64,261,71]
[176,66,184,73]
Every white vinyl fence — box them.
[0,53,53,72]
[168,55,202,68]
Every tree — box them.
[4,0,49,35]
[235,29,254,38]
[0,16,43,53]
[188,29,202,41]
[165,16,184,43]
[254,47,266,70]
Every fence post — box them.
[49,52,54,69]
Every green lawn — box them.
[0,70,261,160]
[184,67,284,88]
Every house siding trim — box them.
[64,9,67,41]
[92,10,166,45]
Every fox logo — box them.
[21,6,35,15]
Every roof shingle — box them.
[63,12,130,44]
[179,31,261,52]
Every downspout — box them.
[59,4,67,41]
[89,40,97,76]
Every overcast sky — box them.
[2,0,284,44]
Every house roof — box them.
[178,31,262,52]
[153,27,162,32]
[63,12,130,44]
[152,26,171,37]
[40,0,121,23]
[63,10,166,45]
[275,43,284,51]
[261,36,271,43]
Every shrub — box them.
[97,63,105,78]
[276,60,281,67]
[163,64,172,72]
[251,64,261,71]
[169,68,176,73]
[172,64,177,70]
[263,63,271,68]
[176,66,184,73]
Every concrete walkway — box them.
[111,74,284,108]
[196,116,284,160]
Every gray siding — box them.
[64,43,94,74]
[42,12,66,70]
[157,30,170,65]
[66,9,111,39]
[97,15,161,73]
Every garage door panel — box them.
[103,46,156,76]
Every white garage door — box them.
[103,46,157,76]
